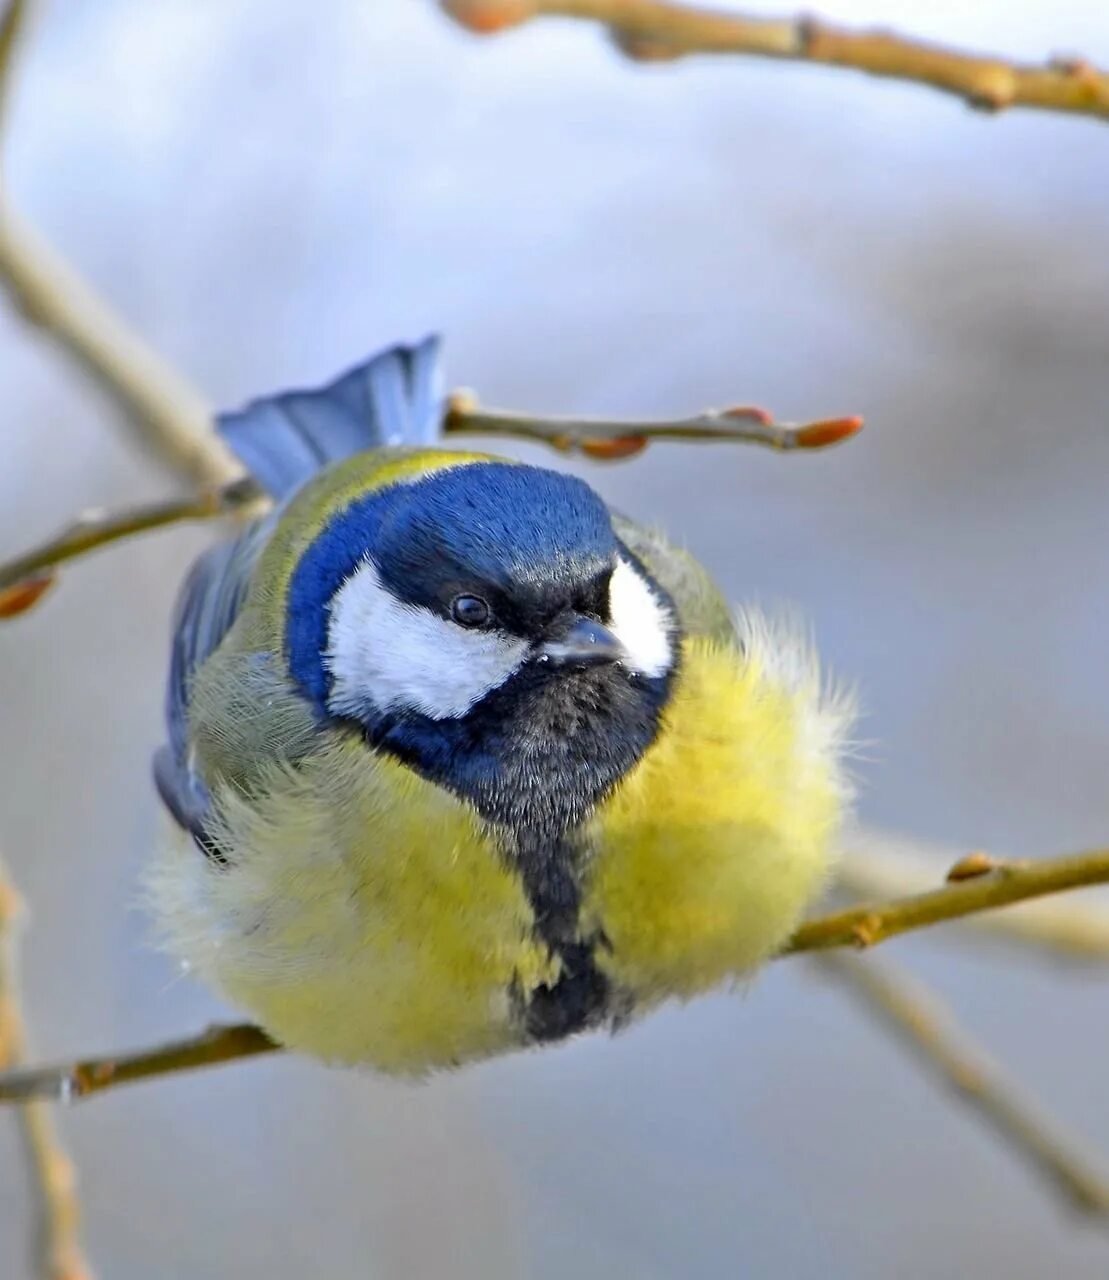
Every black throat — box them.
[364,658,676,1042]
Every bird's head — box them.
[284,457,679,832]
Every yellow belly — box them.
[151,740,558,1074]
[149,631,848,1074]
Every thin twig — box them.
[786,848,1109,955]
[4,845,1109,1104]
[783,844,1106,957]
[444,390,862,459]
[0,478,262,596]
[0,212,862,486]
[0,1023,279,1105]
[1,15,96,1267]
[819,951,1109,1219]
[441,1,1109,123]
[839,831,1109,965]
[0,389,860,617]
[0,858,94,1280]
[0,383,858,611]
[1,4,867,495]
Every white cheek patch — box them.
[608,557,674,678]
[324,559,528,720]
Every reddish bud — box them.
[447,388,479,416]
[722,405,773,425]
[611,31,685,62]
[440,0,533,34]
[579,435,649,461]
[946,851,998,882]
[0,574,56,619]
[794,416,864,449]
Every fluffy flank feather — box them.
[732,604,858,806]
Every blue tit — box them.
[150,337,853,1074]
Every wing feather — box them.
[155,518,273,842]
[156,337,445,839]
[217,336,443,500]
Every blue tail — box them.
[217,335,443,500]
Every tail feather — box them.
[217,335,444,500]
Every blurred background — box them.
[2,1,1109,1275]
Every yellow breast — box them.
[150,621,849,1075]
[584,629,850,1005]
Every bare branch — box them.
[0,0,31,141]
[0,478,262,605]
[0,1023,278,1105]
[0,382,860,620]
[444,390,862,460]
[4,844,1109,1104]
[839,831,1109,965]
[787,848,1109,955]
[0,574,54,619]
[0,385,861,616]
[819,952,1109,1219]
[441,1,1109,123]
[2,8,866,500]
[1,858,95,1280]
[0,209,243,488]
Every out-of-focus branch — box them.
[0,209,243,489]
[5,845,1109,1104]
[786,848,1109,955]
[442,1,1109,123]
[0,0,30,135]
[0,859,94,1280]
[839,831,1109,965]
[444,390,862,459]
[820,952,1109,1219]
[2,1,865,497]
[0,1,241,489]
[0,478,262,611]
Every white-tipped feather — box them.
[733,604,858,805]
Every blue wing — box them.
[156,337,445,845]
[217,334,443,500]
[154,518,273,847]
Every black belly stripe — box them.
[359,596,680,1045]
[511,827,610,1043]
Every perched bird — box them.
[150,338,853,1074]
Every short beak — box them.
[539,616,627,668]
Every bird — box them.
[149,337,853,1075]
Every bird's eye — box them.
[450,594,491,628]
